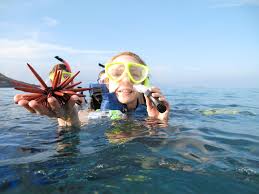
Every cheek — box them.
[108,81,119,93]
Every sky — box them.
[0,0,258,88]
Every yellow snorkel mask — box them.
[49,70,72,82]
[105,62,150,86]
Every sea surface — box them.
[0,87,259,194]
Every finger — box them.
[14,94,40,104]
[14,94,25,104]
[47,97,64,117]
[158,96,166,102]
[161,99,170,110]
[18,100,36,113]
[149,87,161,93]
[144,95,155,110]
[151,92,162,98]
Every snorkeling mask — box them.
[49,56,73,82]
[49,71,72,82]
[105,62,149,85]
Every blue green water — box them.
[0,88,259,194]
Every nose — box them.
[119,73,132,84]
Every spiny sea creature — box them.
[13,63,91,107]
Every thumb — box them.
[144,95,154,110]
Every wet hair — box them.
[109,51,147,65]
[98,70,105,78]
[49,63,70,75]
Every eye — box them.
[131,70,141,76]
[112,72,123,77]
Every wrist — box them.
[57,107,80,127]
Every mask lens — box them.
[107,63,125,81]
[62,72,71,81]
[129,64,148,82]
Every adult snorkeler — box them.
[14,52,170,127]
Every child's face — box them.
[108,55,140,105]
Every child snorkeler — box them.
[14,52,170,127]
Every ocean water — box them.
[0,88,259,194]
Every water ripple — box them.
[1,88,259,193]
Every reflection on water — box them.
[0,88,259,194]
[55,128,81,157]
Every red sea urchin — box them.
[13,63,91,107]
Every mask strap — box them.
[55,56,72,72]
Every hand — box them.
[144,87,170,121]
[14,94,81,126]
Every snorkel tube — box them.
[98,63,105,68]
[54,56,72,72]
